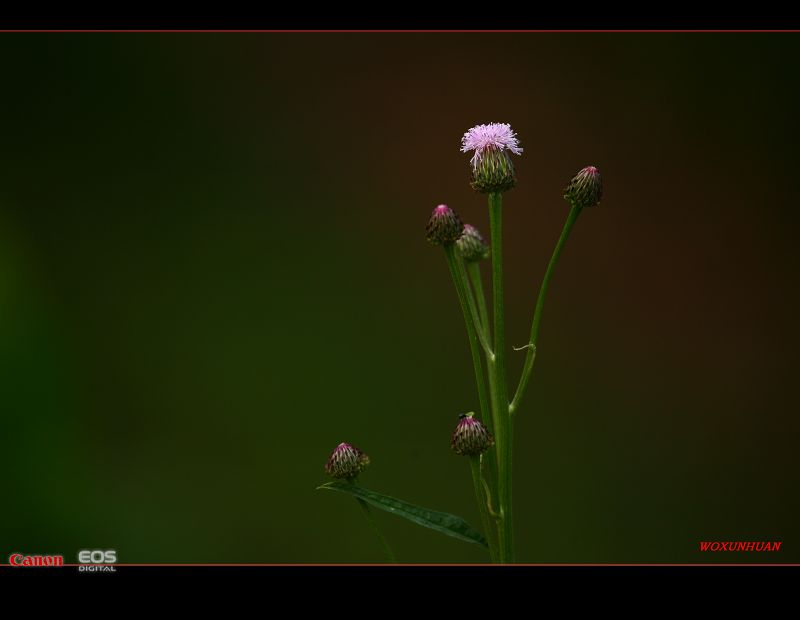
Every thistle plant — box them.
[318,122,601,563]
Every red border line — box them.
[3,563,798,567]
[0,30,800,34]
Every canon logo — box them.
[8,553,64,567]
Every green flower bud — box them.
[470,146,517,194]
[456,224,490,262]
[564,166,603,209]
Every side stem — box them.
[463,259,499,505]
[470,456,498,562]
[467,261,491,342]
[509,203,582,415]
[446,249,494,358]
[444,245,492,428]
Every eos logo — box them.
[78,550,117,572]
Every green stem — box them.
[447,249,494,359]
[461,258,499,506]
[467,261,491,343]
[357,498,397,563]
[444,245,492,428]
[455,255,494,360]
[510,203,582,416]
[481,474,501,520]
[488,193,513,563]
[470,457,498,562]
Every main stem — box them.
[510,203,582,415]
[488,193,513,563]
[356,498,397,563]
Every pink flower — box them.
[460,123,523,168]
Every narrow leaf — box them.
[317,480,488,549]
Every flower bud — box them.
[451,413,494,456]
[325,442,370,480]
[470,146,517,194]
[426,204,464,246]
[456,224,490,262]
[564,165,602,209]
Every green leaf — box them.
[317,480,488,549]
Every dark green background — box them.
[1,34,798,563]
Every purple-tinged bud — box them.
[564,165,603,209]
[325,442,370,480]
[426,204,465,246]
[451,413,495,457]
[470,146,517,194]
[456,224,490,262]
[460,123,522,194]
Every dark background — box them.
[1,33,798,563]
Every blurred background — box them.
[1,33,798,563]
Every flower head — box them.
[451,413,495,457]
[325,442,370,480]
[564,165,603,209]
[460,123,523,167]
[460,123,522,194]
[426,204,464,246]
[456,224,490,262]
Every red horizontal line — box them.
[5,563,798,567]
[0,30,798,34]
